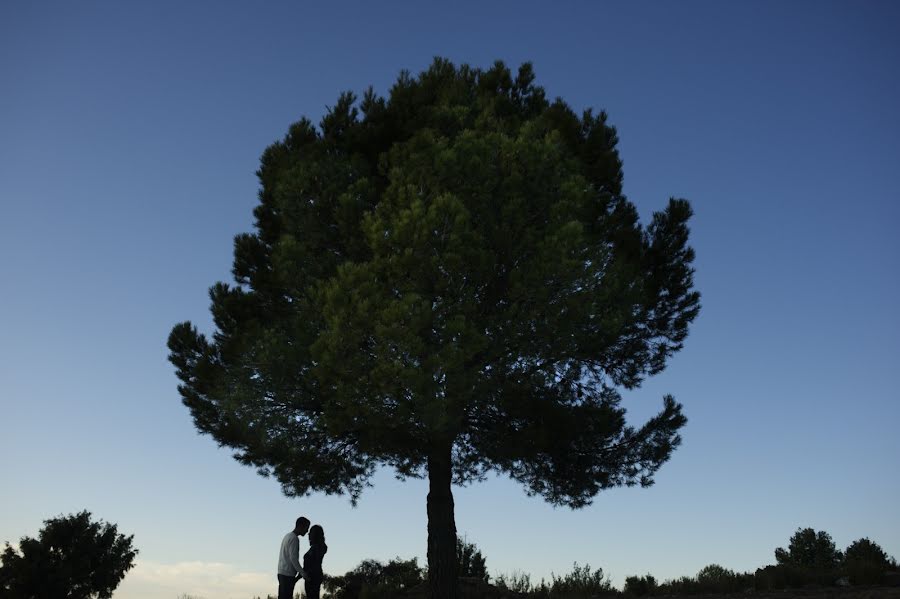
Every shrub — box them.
[324,557,424,599]
[695,564,752,594]
[657,575,700,595]
[754,563,836,590]
[546,563,614,598]
[654,566,753,596]
[495,570,535,594]
[623,574,657,596]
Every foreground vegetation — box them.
[316,528,898,599]
[5,514,896,598]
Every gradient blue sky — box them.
[2,2,898,597]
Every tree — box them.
[0,510,137,599]
[774,527,843,570]
[844,537,891,567]
[844,538,893,585]
[456,535,488,582]
[168,58,700,599]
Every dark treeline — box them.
[618,529,898,597]
[316,528,898,599]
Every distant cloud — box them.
[117,560,274,599]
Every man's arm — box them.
[289,535,307,579]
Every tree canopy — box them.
[774,528,843,570]
[168,57,700,597]
[0,510,137,599]
[844,537,892,568]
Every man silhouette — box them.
[277,516,310,599]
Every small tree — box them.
[845,538,891,567]
[456,535,488,582]
[774,527,842,571]
[844,538,893,585]
[0,510,137,599]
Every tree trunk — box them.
[427,445,458,599]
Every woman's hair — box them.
[309,524,325,545]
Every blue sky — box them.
[1,1,898,597]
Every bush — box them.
[495,570,535,594]
[657,575,700,595]
[324,556,424,599]
[653,566,754,596]
[0,510,137,599]
[497,563,611,599]
[754,564,837,590]
[546,563,614,598]
[696,564,752,594]
[696,563,732,591]
[623,574,657,596]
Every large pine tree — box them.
[168,58,700,599]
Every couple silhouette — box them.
[277,516,328,599]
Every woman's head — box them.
[309,524,325,545]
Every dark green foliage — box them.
[654,567,752,596]
[494,570,535,594]
[694,564,751,594]
[320,527,898,599]
[324,557,424,599]
[543,563,614,598]
[457,535,489,583]
[752,531,898,590]
[753,564,835,590]
[169,55,698,504]
[774,527,843,571]
[844,537,893,585]
[845,537,891,567]
[168,57,700,596]
[323,540,487,599]
[0,510,137,599]
[496,563,613,598]
[623,574,656,596]
[656,575,699,595]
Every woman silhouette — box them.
[303,524,328,599]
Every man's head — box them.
[294,516,311,536]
